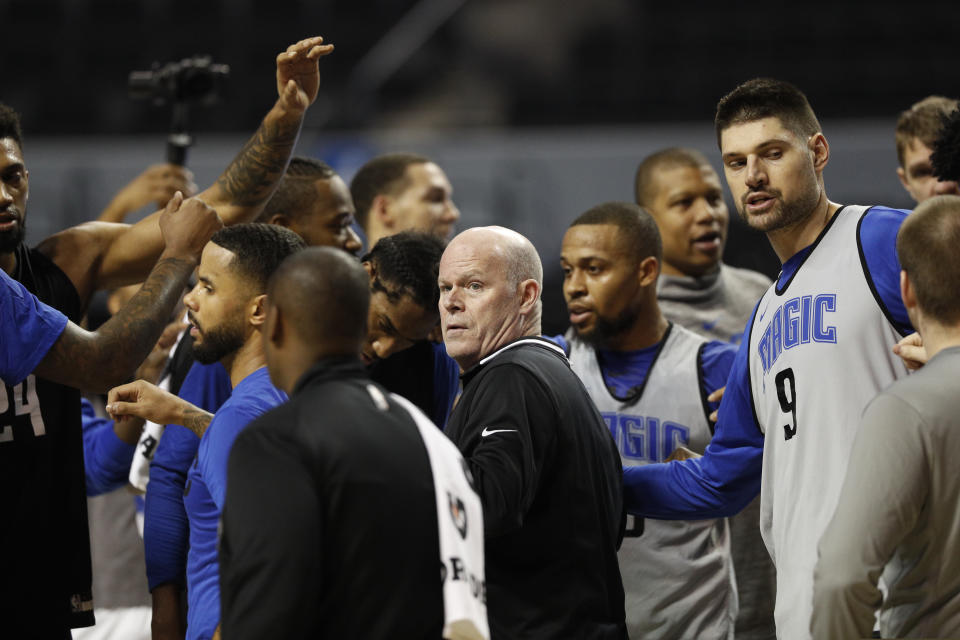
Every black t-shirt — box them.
[219,357,444,639]
[0,244,94,636]
[444,336,627,640]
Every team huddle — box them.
[2,33,960,640]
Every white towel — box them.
[389,391,489,640]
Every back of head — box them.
[256,156,337,224]
[895,96,959,167]
[350,153,430,229]
[268,247,370,353]
[715,78,821,147]
[634,147,711,207]
[897,194,960,325]
[364,231,445,311]
[0,103,23,148]
[570,201,663,264]
[210,223,307,293]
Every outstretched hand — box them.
[107,379,190,427]
[159,192,223,261]
[276,36,334,113]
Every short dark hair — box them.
[268,247,370,351]
[210,223,307,293]
[363,231,445,312]
[897,195,960,324]
[634,147,711,207]
[570,202,662,264]
[895,96,959,167]
[715,78,821,147]
[931,107,960,183]
[257,156,338,223]
[350,153,430,228]
[0,103,24,148]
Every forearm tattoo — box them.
[183,406,214,439]
[214,111,302,208]
[47,256,194,391]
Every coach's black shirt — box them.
[0,244,94,637]
[445,336,627,640]
[219,357,444,639]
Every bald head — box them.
[267,247,370,356]
[439,226,543,370]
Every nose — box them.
[0,182,12,206]
[441,286,462,313]
[446,200,461,222]
[563,269,586,301]
[372,335,399,359]
[745,156,766,189]
[183,287,198,311]
[343,226,362,255]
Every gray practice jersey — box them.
[747,206,908,640]
[813,346,960,639]
[568,325,737,640]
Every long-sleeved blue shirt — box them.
[143,361,232,590]
[81,397,136,496]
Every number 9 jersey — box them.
[747,205,910,640]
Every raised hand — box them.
[276,35,334,113]
[159,192,223,261]
[100,164,198,223]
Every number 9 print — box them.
[775,368,797,441]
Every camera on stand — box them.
[128,56,230,166]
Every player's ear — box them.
[265,301,284,349]
[373,194,395,227]
[900,270,917,311]
[638,256,659,287]
[517,279,540,315]
[809,133,829,173]
[267,213,291,228]
[250,293,268,327]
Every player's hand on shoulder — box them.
[665,446,702,462]
[276,36,334,113]
[707,385,726,423]
[893,332,927,371]
[159,192,223,261]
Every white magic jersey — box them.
[569,325,737,640]
[747,206,908,640]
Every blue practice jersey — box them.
[0,268,67,386]
[144,362,232,590]
[183,366,286,640]
[81,397,136,496]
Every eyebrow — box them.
[722,137,787,160]
[379,313,419,343]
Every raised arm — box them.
[40,36,334,301]
[32,193,222,393]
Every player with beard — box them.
[0,36,329,639]
[621,78,914,640]
[107,224,305,640]
[552,202,738,640]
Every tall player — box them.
[622,78,913,640]
[556,202,738,639]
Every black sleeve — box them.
[457,365,556,537]
[219,422,321,638]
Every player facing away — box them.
[621,78,913,640]
[556,202,739,639]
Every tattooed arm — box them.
[106,379,214,439]
[42,36,334,301]
[32,194,222,393]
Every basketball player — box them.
[622,78,913,640]
[107,224,305,640]
[636,148,776,638]
[812,194,960,638]
[256,156,362,253]
[895,96,960,203]
[557,202,738,639]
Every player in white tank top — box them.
[620,79,914,640]
[559,204,739,639]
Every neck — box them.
[917,320,960,361]
[1,249,17,275]
[364,222,388,253]
[605,303,669,351]
[222,333,267,388]
[661,261,721,280]
[766,192,840,264]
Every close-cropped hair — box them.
[210,223,307,293]
[715,78,821,147]
[634,147,711,207]
[349,153,430,228]
[897,195,960,324]
[570,201,663,263]
[895,96,959,167]
[257,156,338,223]
[363,230,445,311]
[0,103,24,148]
